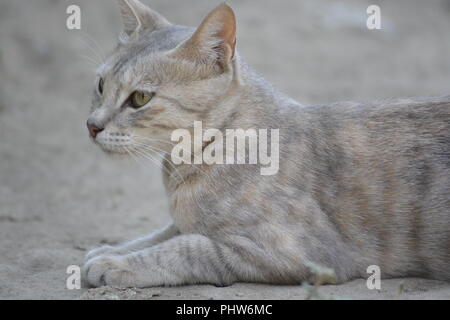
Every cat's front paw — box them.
[82,255,137,288]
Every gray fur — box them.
[83,1,450,287]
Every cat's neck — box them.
[203,55,301,131]
[163,55,302,187]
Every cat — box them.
[83,0,450,288]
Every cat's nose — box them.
[87,122,104,138]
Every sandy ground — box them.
[0,0,449,300]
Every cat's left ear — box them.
[170,4,237,70]
[118,0,171,37]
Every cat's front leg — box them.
[83,234,248,288]
[84,223,179,262]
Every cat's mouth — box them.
[94,131,132,155]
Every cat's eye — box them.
[98,77,104,95]
[130,91,154,109]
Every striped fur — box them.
[83,1,450,288]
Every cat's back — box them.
[282,96,450,280]
[297,95,450,168]
[303,95,450,127]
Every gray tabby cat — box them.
[83,0,450,287]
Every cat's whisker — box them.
[126,146,178,184]
[125,144,154,167]
[131,142,186,185]
[129,147,165,175]
[80,30,107,63]
[132,140,226,194]
[133,141,205,173]
[132,135,177,146]
[126,146,179,183]
[132,142,209,210]
[131,146,165,170]
[124,147,146,171]
[78,54,99,67]
[131,135,231,186]
[77,36,103,66]
[131,146,183,185]
[124,146,146,168]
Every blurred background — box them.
[0,0,449,299]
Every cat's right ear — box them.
[169,4,237,71]
[118,0,171,39]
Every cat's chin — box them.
[100,147,129,157]
[94,142,130,157]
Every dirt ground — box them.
[0,0,449,300]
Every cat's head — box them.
[87,0,237,155]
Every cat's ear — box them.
[170,4,237,70]
[118,0,171,37]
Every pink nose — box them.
[87,122,103,138]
